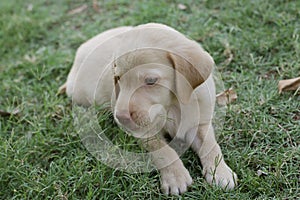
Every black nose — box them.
[115,111,132,125]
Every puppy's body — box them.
[62,23,237,195]
[65,26,133,106]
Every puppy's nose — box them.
[115,111,132,125]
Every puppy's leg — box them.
[189,123,237,190]
[142,136,192,195]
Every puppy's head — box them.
[113,47,213,138]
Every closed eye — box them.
[145,77,158,86]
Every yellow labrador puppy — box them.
[60,23,237,195]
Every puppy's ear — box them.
[167,46,214,104]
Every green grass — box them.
[1,0,299,199]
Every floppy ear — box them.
[167,46,214,104]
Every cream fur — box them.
[60,23,237,195]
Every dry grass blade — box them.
[68,4,88,15]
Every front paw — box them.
[203,160,237,190]
[160,160,193,195]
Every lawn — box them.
[0,0,299,199]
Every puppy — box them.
[60,23,237,195]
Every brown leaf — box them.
[216,88,237,106]
[0,109,20,117]
[67,4,88,15]
[57,83,67,96]
[278,77,300,94]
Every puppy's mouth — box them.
[115,114,158,138]
[115,105,166,138]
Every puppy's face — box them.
[113,58,175,138]
[112,48,213,138]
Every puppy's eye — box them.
[116,76,120,81]
[145,77,158,86]
[114,76,120,84]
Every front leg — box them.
[142,136,192,195]
[190,122,237,190]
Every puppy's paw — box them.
[160,160,193,195]
[203,161,237,190]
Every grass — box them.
[0,0,299,199]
